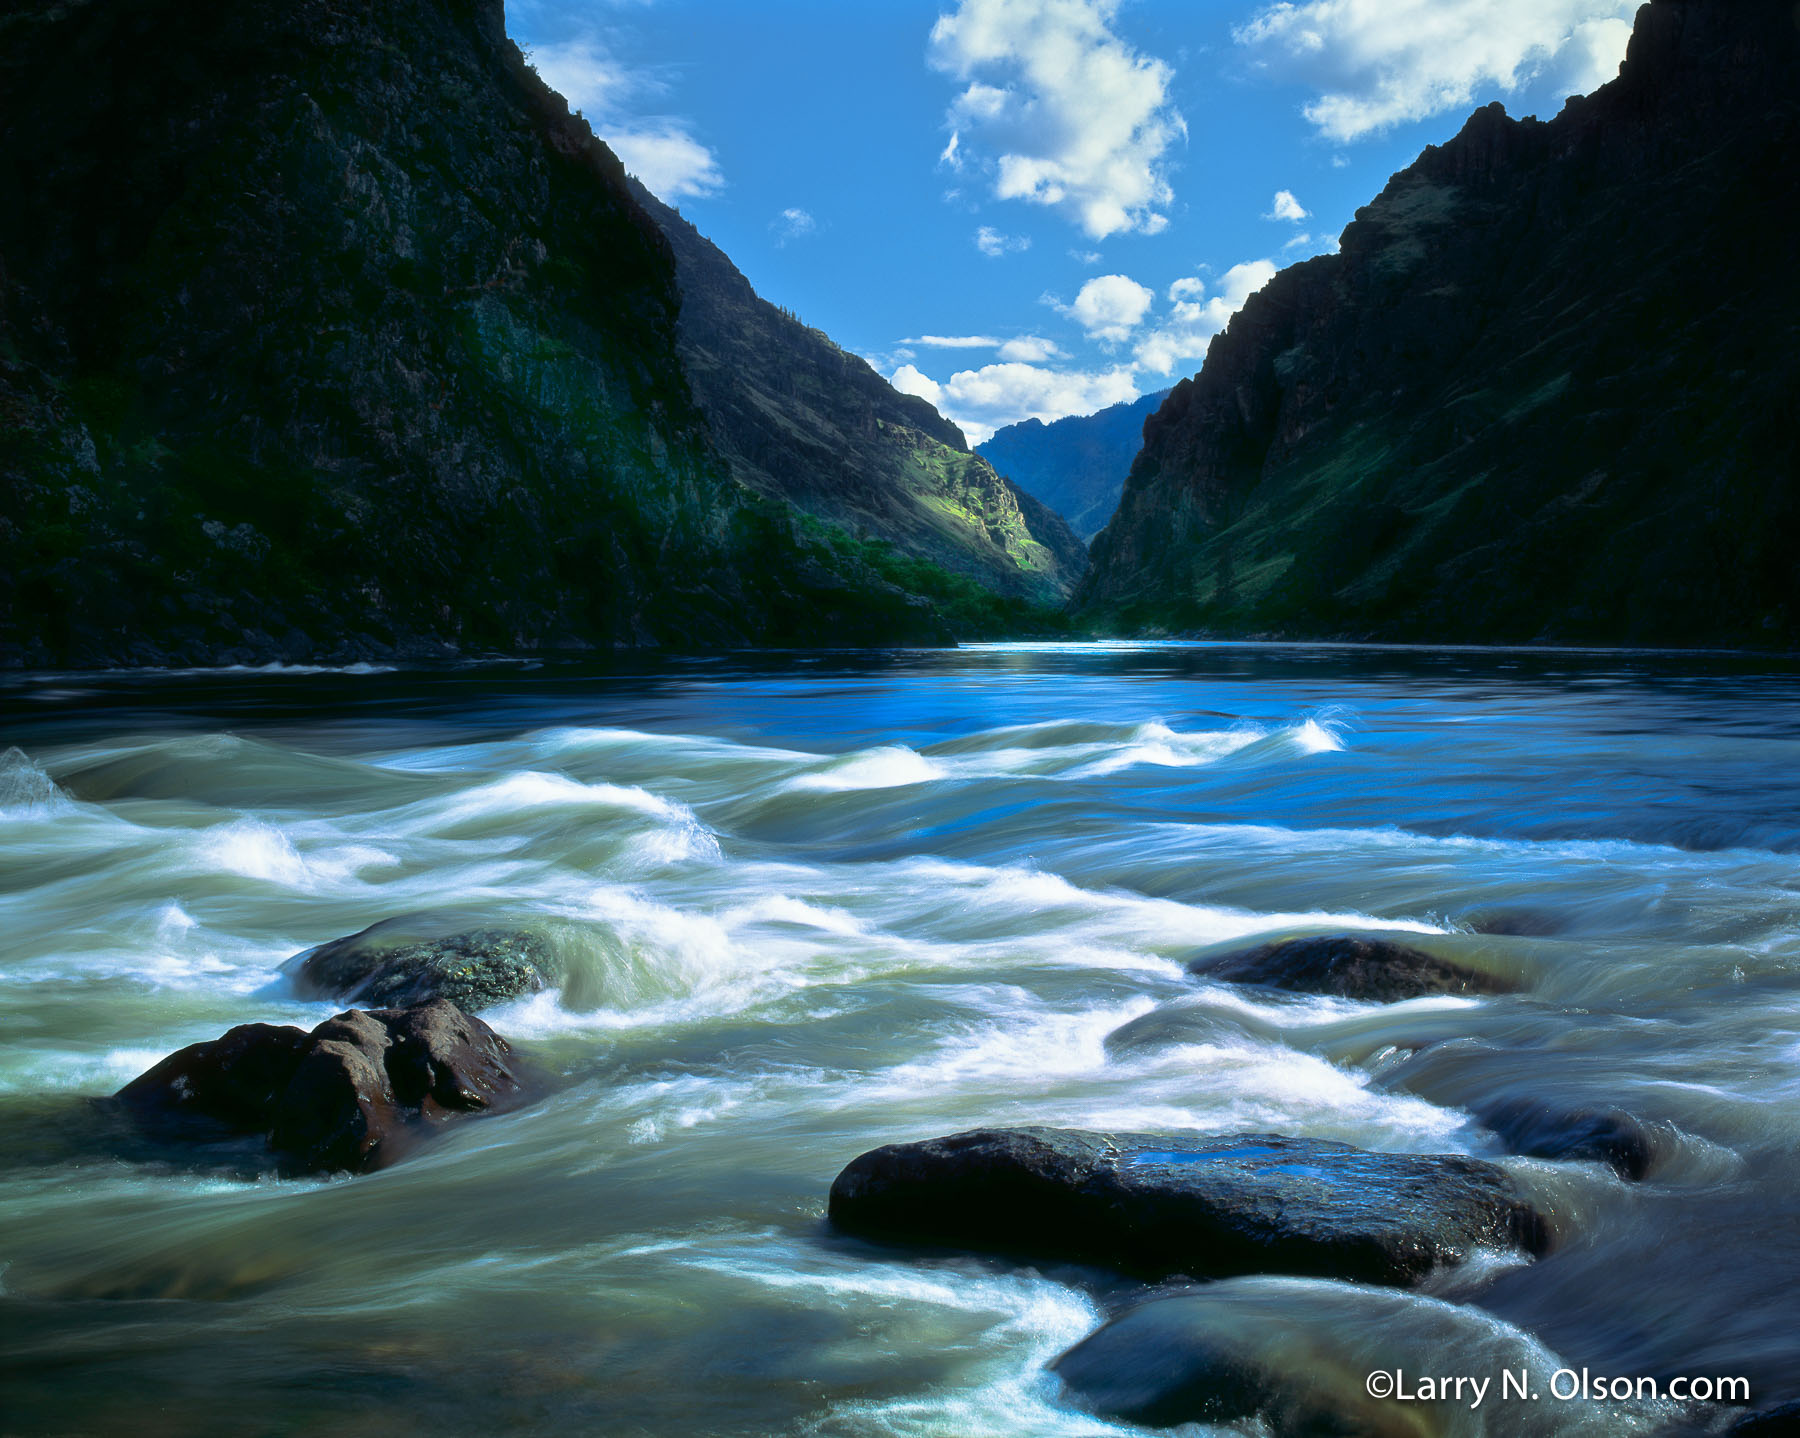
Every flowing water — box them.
[3,642,1800,1436]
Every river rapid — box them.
[3,642,1800,1437]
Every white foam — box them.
[1073,720,1263,776]
[0,747,72,815]
[436,770,697,824]
[197,818,313,885]
[788,746,948,792]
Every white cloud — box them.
[1283,231,1314,250]
[1235,0,1637,142]
[1070,249,1103,265]
[976,226,1032,257]
[606,128,724,200]
[905,334,1002,348]
[929,0,1186,239]
[771,207,817,245]
[998,335,1065,362]
[1134,259,1278,376]
[526,37,723,200]
[891,364,945,407]
[892,359,1139,443]
[1062,273,1155,345]
[1266,189,1310,223]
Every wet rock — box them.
[1189,934,1508,1002]
[1053,1277,1575,1434]
[284,914,559,1012]
[1478,1098,1669,1181]
[113,999,527,1174]
[828,1127,1548,1287]
[1730,1400,1800,1435]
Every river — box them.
[3,642,1799,1436]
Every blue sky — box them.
[507,0,1639,442]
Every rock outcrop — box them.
[1077,0,1800,647]
[1188,934,1510,1002]
[829,1127,1548,1286]
[284,915,557,1012]
[113,999,528,1174]
[977,389,1169,542]
[1052,1278,1575,1433]
[0,0,951,667]
[1478,1099,1669,1181]
[630,183,1088,618]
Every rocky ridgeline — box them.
[977,388,1170,543]
[631,182,1087,612]
[1077,0,1800,647]
[0,0,1071,667]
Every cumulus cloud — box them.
[1134,260,1278,376]
[1266,189,1310,222]
[892,359,1139,444]
[1235,0,1637,142]
[527,37,723,200]
[1061,273,1155,345]
[998,335,1065,362]
[771,207,817,245]
[976,226,1032,257]
[929,0,1186,239]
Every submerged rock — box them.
[1189,934,1508,1002]
[113,999,527,1174]
[828,1127,1548,1286]
[1052,1277,1580,1434]
[284,915,559,1012]
[1730,1401,1800,1435]
[1478,1099,1669,1181]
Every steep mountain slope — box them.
[629,184,1088,608]
[0,0,946,667]
[978,389,1170,541]
[1078,0,1799,647]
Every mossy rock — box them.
[284,915,560,1012]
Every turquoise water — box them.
[3,642,1799,1435]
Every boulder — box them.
[1730,1401,1800,1435]
[1189,934,1508,1002]
[1477,1099,1668,1181]
[828,1127,1548,1287]
[283,914,559,1012]
[1053,1278,1577,1434]
[113,999,527,1174]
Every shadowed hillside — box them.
[1077,0,1799,647]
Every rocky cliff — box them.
[629,185,1087,609]
[1077,0,1799,647]
[978,389,1170,542]
[0,0,948,667]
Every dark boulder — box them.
[1053,1278,1569,1433]
[1730,1401,1800,1435]
[828,1127,1548,1287]
[113,999,528,1174]
[283,914,559,1012]
[1478,1099,1669,1181]
[1189,934,1508,1002]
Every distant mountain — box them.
[0,0,966,666]
[977,390,1170,542]
[1078,0,1799,647]
[630,183,1087,608]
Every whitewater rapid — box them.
[3,643,1799,1435]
